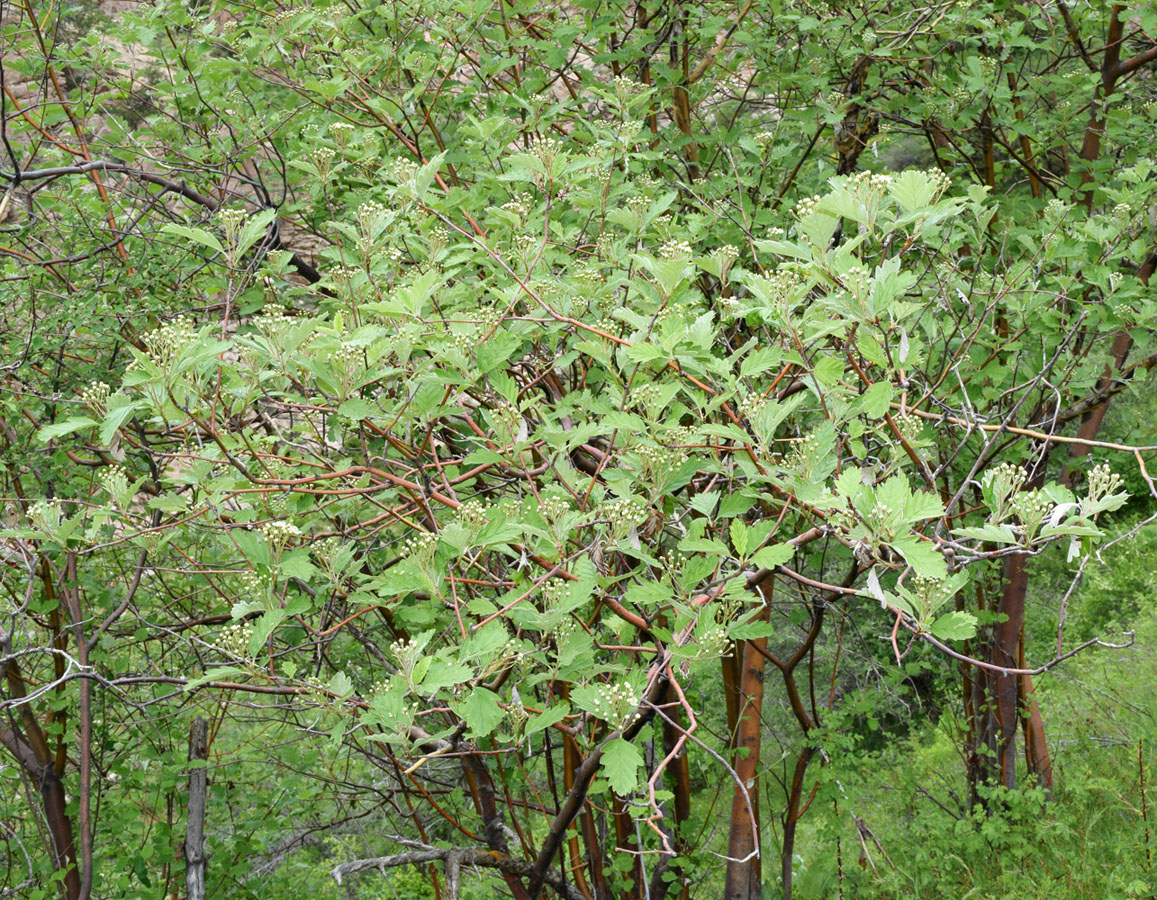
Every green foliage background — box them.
[0,0,1155,898]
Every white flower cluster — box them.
[794,194,824,219]
[80,380,110,414]
[28,499,63,532]
[216,207,248,246]
[501,192,533,219]
[511,232,538,256]
[1086,463,1123,502]
[893,413,923,443]
[214,622,254,659]
[1113,202,1131,222]
[144,317,196,365]
[261,519,301,548]
[390,157,418,183]
[311,147,336,179]
[1011,489,1053,531]
[255,308,296,334]
[538,495,570,525]
[458,499,491,528]
[98,465,129,504]
[357,199,386,233]
[613,75,645,104]
[658,238,692,260]
[754,130,776,149]
[925,167,952,201]
[533,137,562,170]
[599,496,646,540]
[329,121,354,148]
[401,530,438,563]
[427,225,448,257]
[1045,198,1069,226]
[590,680,640,729]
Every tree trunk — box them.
[186,716,209,900]
[723,606,768,900]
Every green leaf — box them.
[751,543,793,569]
[328,671,354,699]
[929,611,978,641]
[161,223,224,256]
[454,687,506,737]
[602,737,643,795]
[729,518,748,558]
[36,417,98,442]
[890,536,947,579]
[858,381,893,417]
[526,701,570,737]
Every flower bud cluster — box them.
[982,462,1027,522]
[590,680,640,729]
[538,495,570,525]
[893,413,923,443]
[311,146,336,180]
[28,499,63,533]
[1011,489,1053,541]
[794,194,824,219]
[695,623,731,657]
[658,238,692,261]
[98,465,130,507]
[216,208,248,247]
[144,317,196,365]
[261,520,301,548]
[458,499,491,529]
[473,305,503,337]
[238,570,269,597]
[599,496,646,539]
[311,536,342,568]
[925,167,952,201]
[214,622,254,659]
[613,75,645,104]
[1087,463,1123,502]
[401,530,438,563]
[80,381,110,414]
[842,264,870,297]
[714,243,740,279]
[787,432,821,469]
[501,192,533,219]
[533,137,562,171]
[635,443,675,475]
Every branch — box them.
[1116,43,1157,77]
[331,848,585,900]
[1057,1,1097,72]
